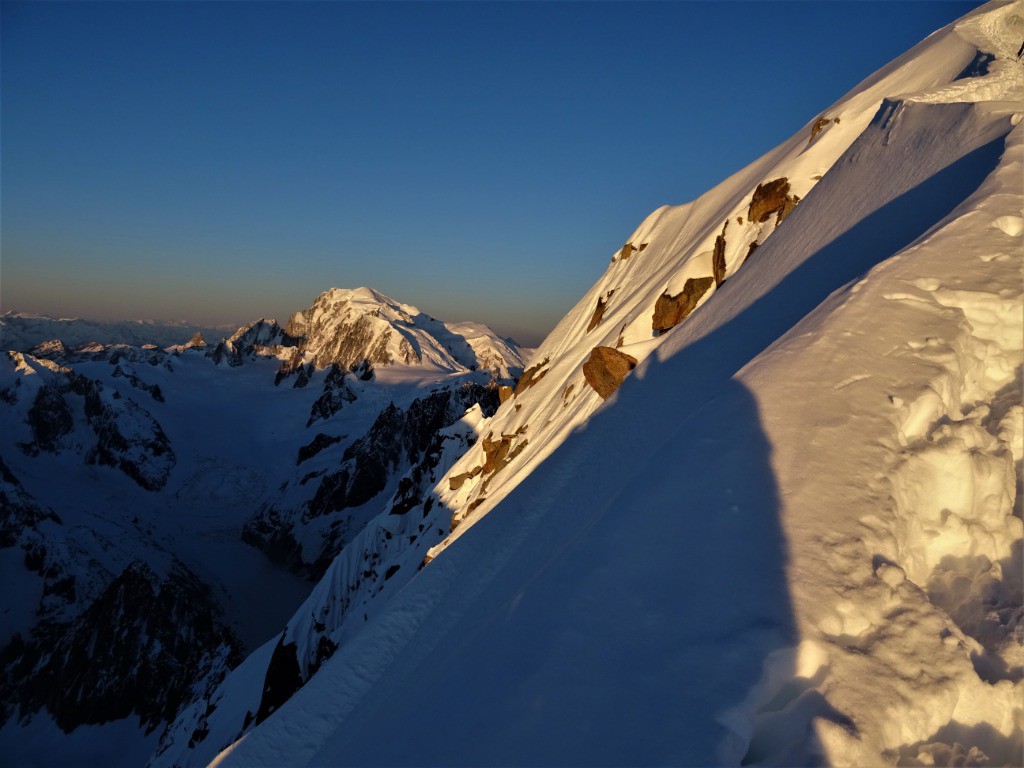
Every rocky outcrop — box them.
[306,364,358,427]
[69,374,175,491]
[713,222,728,286]
[111,364,165,402]
[615,242,649,262]
[514,358,550,396]
[186,332,207,348]
[809,115,839,141]
[651,277,715,333]
[297,433,344,466]
[23,383,73,454]
[582,346,638,399]
[210,319,296,367]
[0,561,240,734]
[14,369,174,490]
[587,291,615,333]
[748,178,801,226]
[245,383,501,578]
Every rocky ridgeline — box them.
[243,382,502,578]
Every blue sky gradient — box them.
[2,1,976,346]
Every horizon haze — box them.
[2,1,976,346]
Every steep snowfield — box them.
[200,3,1023,766]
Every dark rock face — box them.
[245,382,501,578]
[24,384,73,453]
[297,433,345,466]
[514,358,550,396]
[0,561,240,734]
[111,364,165,402]
[69,374,175,491]
[748,177,801,226]
[582,346,638,399]
[307,364,358,427]
[254,638,302,725]
[651,277,715,333]
[16,371,174,490]
[618,242,638,261]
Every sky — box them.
[1,1,977,347]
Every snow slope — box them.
[202,3,1023,766]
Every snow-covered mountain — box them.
[0,289,524,765]
[0,312,230,353]
[162,3,1022,766]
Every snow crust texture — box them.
[194,3,1023,767]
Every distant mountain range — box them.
[0,312,234,353]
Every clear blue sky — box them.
[2,1,976,346]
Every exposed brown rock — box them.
[748,178,799,224]
[497,385,513,404]
[449,466,482,491]
[809,116,838,140]
[480,434,512,474]
[562,383,575,402]
[513,358,549,396]
[586,290,615,333]
[618,242,638,261]
[582,346,638,399]
[637,243,648,253]
[713,220,728,287]
[775,194,800,226]
[651,277,715,333]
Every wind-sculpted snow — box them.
[195,3,1022,766]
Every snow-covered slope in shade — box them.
[0,312,228,352]
[200,3,1022,766]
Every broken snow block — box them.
[651,277,715,332]
[582,346,638,399]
